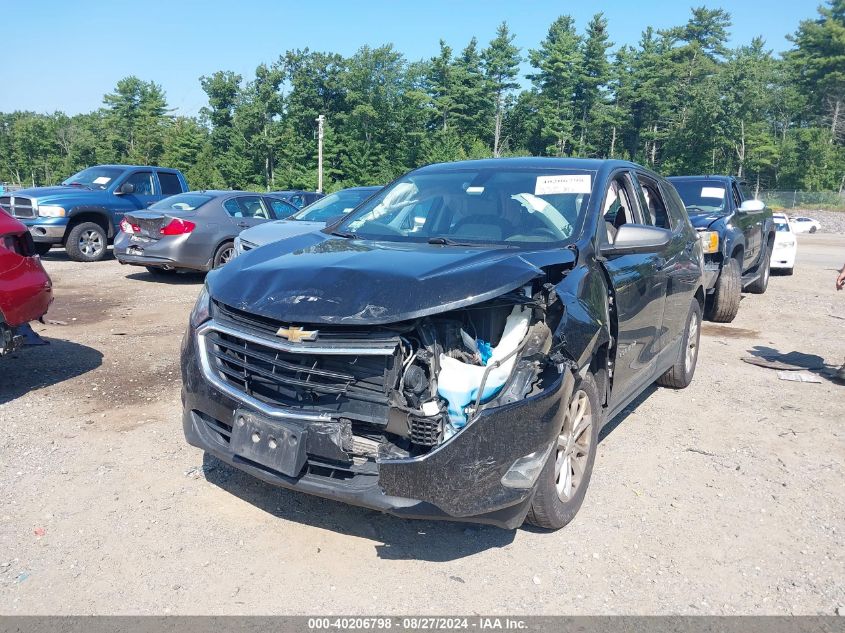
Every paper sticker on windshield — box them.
[93,176,111,185]
[535,174,591,195]
[701,186,724,198]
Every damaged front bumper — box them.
[181,328,574,529]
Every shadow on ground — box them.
[746,344,839,382]
[126,270,206,285]
[201,452,516,561]
[598,384,657,442]
[0,338,103,404]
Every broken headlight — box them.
[190,285,211,327]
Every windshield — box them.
[62,166,124,190]
[295,189,378,223]
[337,168,594,247]
[149,193,213,212]
[672,180,727,214]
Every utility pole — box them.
[315,114,325,193]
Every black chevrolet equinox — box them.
[181,158,705,530]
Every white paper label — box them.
[700,186,724,199]
[93,176,111,185]
[535,174,592,195]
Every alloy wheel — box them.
[218,247,235,266]
[79,230,104,258]
[555,389,593,501]
[685,310,700,373]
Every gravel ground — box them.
[1,235,844,615]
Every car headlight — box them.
[698,230,719,254]
[189,285,211,327]
[38,205,66,217]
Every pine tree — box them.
[482,23,521,157]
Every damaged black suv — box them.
[181,158,705,530]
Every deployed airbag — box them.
[437,305,530,429]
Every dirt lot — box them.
[1,234,844,615]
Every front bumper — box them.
[771,245,796,269]
[114,232,211,272]
[22,220,66,244]
[181,324,573,529]
[702,259,720,291]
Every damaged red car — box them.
[0,205,52,355]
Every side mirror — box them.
[739,199,765,213]
[116,182,135,195]
[602,224,672,256]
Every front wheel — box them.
[527,373,600,530]
[657,298,702,389]
[809,226,817,234]
[706,257,741,322]
[65,222,108,262]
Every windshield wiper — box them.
[331,230,358,239]
[427,237,505,247]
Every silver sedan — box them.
[114,190,297,275]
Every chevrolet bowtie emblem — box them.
[276,326,318,343]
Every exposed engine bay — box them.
[336,280,567,465]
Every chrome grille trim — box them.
[195,319,397,421]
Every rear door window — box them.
[223,196,270,219]
[157,172,183,195]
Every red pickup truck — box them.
[0,206,53,355]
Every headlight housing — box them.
[698,230,719,254]
[189,285,211,327]
[38,205,66,218]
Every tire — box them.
[705,257,741,322]
[212,241,235,268]
[747,243,771,294]
[527,373,600,530]
[33,243,52,256]
[784,266,794,276]
[809,226,817,234]
[65,221,108,262]
[656,298,702,389]
[145,266,176,277]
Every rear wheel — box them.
[65,221,107,262]
[657,298,702,389]
[706,257,741,322]
[213,242,235,268]
[527,373,600,530]
[809,226,817,234]
[33,243,52,256]
[747,244,771,294]
[784,266,794,276]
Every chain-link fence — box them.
[759,190,845,211]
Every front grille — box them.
[204,327,398,425]
[212,299,406,344]
[0,196,35,219]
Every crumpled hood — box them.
[688,212,725,230]
[209,233,576,325]
[239,219,324,247]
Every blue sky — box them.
[0,0,820,116]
